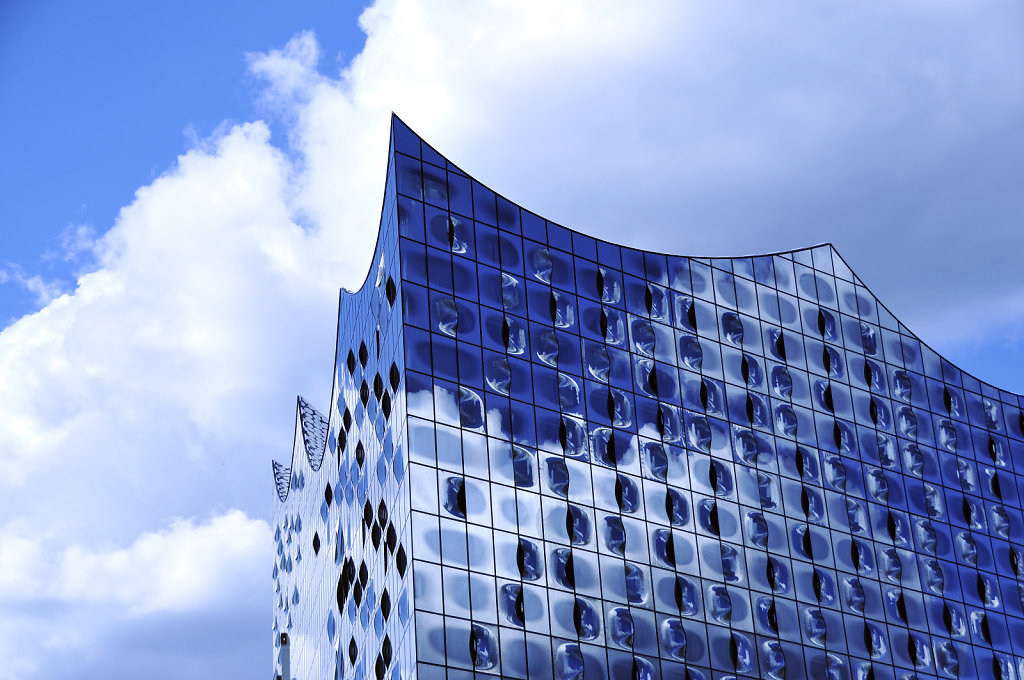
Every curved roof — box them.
[273,114,1023,502]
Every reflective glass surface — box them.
[273,116,1024,680]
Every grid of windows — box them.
[273,115,1024,680]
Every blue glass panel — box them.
[521,211,545,243]
[447,171,472,218]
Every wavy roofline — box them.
[271,395,331,502]
[272,120,398,503]
[274,114,1020,504]
[388,113,1016,401]
[829,245,1019,400]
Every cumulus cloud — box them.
[2,1,1023,677]
[0,511,269,680]
[0,510,268,610]
[0,265,65,306]
[248,30,324,110]
[58,224,98,262]
[0,121,337,481]
[54,510,270,614]
[0,114,336,679]
[0,529,46,601]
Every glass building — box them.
[272,115,1024,680]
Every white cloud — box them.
[54,510,270,615]
[2,1,1024,677]
[59,223,98,262]
[0,510,269,611]
[0,529,46,600]
[0,511,269,680]
[0,78,343,680]
[248,30,323,109]
[0,265,65,306]
[0,121,338,484]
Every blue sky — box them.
[0,0,368,323]
[1,1,1023,678]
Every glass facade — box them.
[272,115,1024,680]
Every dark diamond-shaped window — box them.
[349,637,358,664]
[373,374,383,399]
[343,408,352,432]
[382,635,392,665]
[389,363,400,391]
[381,589,391,620]
[360,381,369,406]
[356,442,365,467]
[385,276,396,306]
[347,350,356,374]
[386,523,397,553]
[381,392,391,419]
[359,341,368,367]
[396,544,407,576]
[371,523,382,550]
[324,484,333,506]
[312,532,320,555]
[354,581,363,606]
[375,656,386,680]
[336,574,346,610]
[359,561,368,587]
[377,500,388,526]
[363,501,373,527]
